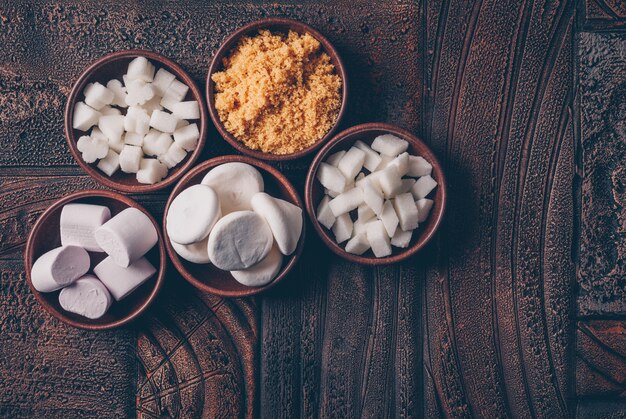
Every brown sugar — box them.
[212,30,342,155]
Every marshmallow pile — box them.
[72,56,201,184]
[31,203,158,319]
[166,162,303,287]
[316,134,437,257]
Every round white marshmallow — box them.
[251,192,303,256]
[231,244,283,287]
[201,163,264,214]
[166,184,221,245]
[170,237,211,264]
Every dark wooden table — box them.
[1,1,625,417]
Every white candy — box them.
[60,203,111,252]
[136,158,168,184]
[399,178,417,195]
[316,163,346,194]
[124,106,150,135]
[152,68,176,96]
[316,196,336,229]
[207,211,273,270]
[416,198,434,223]
[353,140,382,172]
[325,150,346,167]
[162,79,189,102]
[366,220,392,257]
[251,192,303,256]
[391,229,412,248]
[170,237,211,264]
[90,126,107,141]
[94,256,156,300]
[378,166,403,198]
[407,155,432,177]
[167,184,221,245]
[375,154,394,171]
[393,192,419,231]
[119,145,143,173]
[158,142,187,168]
[125,79,155,107]
[231,244,283,287]
[354,217,374,236]
[77,135,108,163]
[143,132,173,157]
[123,132,143,146]
[328,186,363,216]
[160,94,180,112]
[326,188,340,198]
[345,233,370,255]
[332,213,353,244]
[126,56,155,82]
[142,95,164,113]
[337,147,365,180]
[106,79,127,107]
[149,110,179,133]
[357,203,376,222]
[380,200,399,237]
[172,101,200,120]
[98,114,125,143]
[387,152,409,176]
[97,149,120,176]
[201,162,264,214]
[83,82,114,110]
[59,275,112,319]
[371,134,409,156]
[95,207,158,267]
[30,246,90,292]
[73,102,101,131]
[176,118,190,129]
[411,175,438,199]
[173,123,199,151]
[362,179,384,215]
[100,106,121,116]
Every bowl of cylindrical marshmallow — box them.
[25,190,166,329]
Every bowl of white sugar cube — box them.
[25,190,166,329]
[305,123,446,265]
[64,50,207,193]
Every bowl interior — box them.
[26,193,164,329]
[165,156,305,297]
[207,18,347,161]
[66,51,206,192]
[308,125,446,264]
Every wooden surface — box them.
[0,1,624,418]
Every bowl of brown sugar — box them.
[207,18,348,161]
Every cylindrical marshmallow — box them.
[60,203,111,252]
[30,245,90,293]
[95,207,158,267]
[93,256,156,300]
[58,275,113,319]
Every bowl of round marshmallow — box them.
[65,50,208,193]
[305,123,447,265]
[164,156,305,297]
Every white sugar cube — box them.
[354,217,375,236]
[353,140,382,172]
[106,79,127,107]
[123,132,143,147]
[337,147,365,180]
[332,213,353,244]
[173,123,199,151]
[142,95,163,113]
[371,134,409,156]
[391,229,412,248]
[362,179,384,215]
[316,196,336,230]
[107,136,124,154]
[143,132,173,157]
[97,149,120,176]
[124,106,150,135]
[172,101,200,120]
[357,203,375,222]
[126,56,155,82]
[399,178,417,195]
[77,135,108,163]
[411,175,438,199]
[158,142,187,168]
[163,79,189,101]
[73,102,101,131]
[407,155,432,177]
[98,114,125,143]
[416,198,434,223]
[136,158,168,184]
[317,163,346,194]
[375,154,394,171]
[90,126,107,142]
[366,220,392,257]
[152,68,176,96]
[160,94,179,112]
[380,200,399,237]
[100,106,121,116]
[149,110,179,134]
[176,118,190,129]
[119,145,143,173]
[83,82,114,110]
[328,187,364,216]
[125,79,155,107]
[345,233,370,255]
[325,150,346,167]
[393,192,419,231]
[387,152,409,176]
[378,166,403,198]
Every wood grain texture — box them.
[582,0,626,31]
[424,0,575,417]
[578,31,626,316]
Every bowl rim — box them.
[64,49,209,193]
[304,122,447,265]
[24,189,166,330]
[163,154,306,297]
[206,17,348,161]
